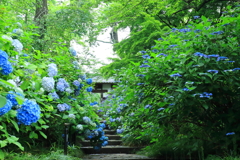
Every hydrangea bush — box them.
[101,4,240,157]
[0,6,101,157]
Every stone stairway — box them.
[81,129,156,160]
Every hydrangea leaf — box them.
[0,96,7,108]
[10,119,19,132]
[29,131,38,139]
[20,81,30,90]
[39,131,47,139]
[0,79,14,88]
[15,95,24,106]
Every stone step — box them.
[105,135,121,140]
[82,153,157,160]
[81,145,141,154]
[104,130,116,135]
[81,140,122,146]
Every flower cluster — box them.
[117,128,124,134]
[48,92,59,100]
[48,63,58,77]
[0,50,13,75]
[90,101,98,106]
[86,78,93,85]
[57,103,71,112]
[0,100,13,116]
[56,78,70,92]
[83,116,91,124]
[69,47,77,56]
[12,39,23,53]
[76,124,83,130]
[73,80,80,87]
[16,99,41,125]
[86,87,93,92]
[6,91,23,106]
[87,123,108,150]
[42,77,55,92]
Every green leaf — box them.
[0,141,7,148]
[41,125,49,129]
[15,95,24,106]
[0,79,14,88]
[6,136,18,143]
[12,142,24,151]
[203,104,209,110]
[0,149,5,160]
[0,96,7,108]
[10,119,19,132]
[20,81,30,90]
[29,131,38,139]
[39,131,47,139]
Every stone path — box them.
[81,129,156,160]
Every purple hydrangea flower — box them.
[16,99,41,125]
[137,83,144,85]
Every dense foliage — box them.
[101,4,240,158]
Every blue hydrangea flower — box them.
[57,104,65,112]
[179,28,191,33]
[194,29,201,33]
[210,31,224,35]
[16,99,41,125]
[48,63,58,77]
[69,47,77,56]
[117,129,124,134]
[86,87,93,92]
[6,91,23,106]
[0,50,9,65]
[0,100,12,116]
[42,77,55,92]
[73,80,80,87]
[199,92,212,98]
[110,118,115,122]
[79,74,86,80]
[140,64,150,68]
[137,83,144,85]
[63,103,71,110]
[194,52,208,58]
[56,82,65,92]
[226,132,235,136]
[58,78,70,88]
[142,55,151,59]
[171,28,179,32]
[65,88,73,93]
[86,78,93,85]
[157,53,167,57]
[1,61,13,75]
[193,16,200,19]
[48,92,59,100]
[208,55,219,58]
[207,70,218,73]
[183,88,190,91]
[158,38,164,41]
[169,45,178,48]
[139,51,147,54]
[158,108,165,111]
[217,56,228,61]
[144,104,152,109]
[233,68,240,71]
[136,74,145,77]
[170,73,182,77]
[151,49,158,53]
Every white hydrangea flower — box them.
[7,79,17,87]
[42,77,55,92]
[12,39,23,53]
[2,35,13,42]
[76,124,83,130]
[68,114,76,119]
[65,88,73,93]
